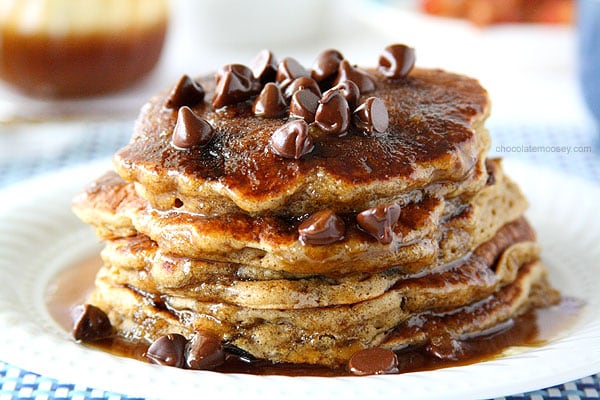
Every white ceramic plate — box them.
[0,160,599,400]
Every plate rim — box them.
[0,159,599,400]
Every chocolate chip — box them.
[348,348,399,376]
[275,57,309,85]
[289,89,319,122]
[353,97,389,135]
[253,83,287,118]
[185,331,225,370]
[146,334,188,368]
[334,60,376,93]
[172,106,215,149]
[283,76,321,101]
[314,90,351,136]
[298,209,345,245]
[251,49,278,84]
[72,304,112,342]
[311,49,344,83]
[215,64,258,87]
[356,202,400,244]
[323,80,360,110]
[165,75,205,109]
[378,44,416,78]
[270,119,314,159]
[212,64,261,109]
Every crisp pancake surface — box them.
[114,68,491,216]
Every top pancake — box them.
[114,67,491,216]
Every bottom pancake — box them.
[89,248,558,367]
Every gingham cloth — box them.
[0,119,598,400]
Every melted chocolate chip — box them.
[311,49,344,83]
[185,331,226,370]
[172,106,215,149]
[353,97,389,135]
[146,334,188,368]
[275,57,309,85]
[270,119,314,159]
[213,64,261,109]
[165,75,205,109]
[334,60,376,93]
[298,209,345,245]
[289,89,319,122]
[348,348,399,376]
[253,83,287,118]
[72,304,112,342]
[324,80,360,110]
[378,44,416,78]
[356,202,400,244]
[251,49,278,84]
[314,90,351,136]
[283,76,321,101]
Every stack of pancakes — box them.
[72,46,559,368]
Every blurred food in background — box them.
[419,0,573,25]
[176,0,326,48]
[0,0,169,98]
[577,0,600,127]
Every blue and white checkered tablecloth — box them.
[0,118,598,400]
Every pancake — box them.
[113,68,491,216]
[73,159,526,275]
[90,257,557,367]
[98,218,538,309]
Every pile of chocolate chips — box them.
[164,44,415,160]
